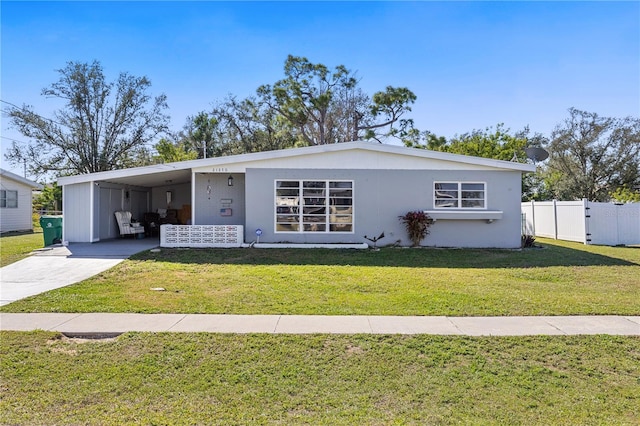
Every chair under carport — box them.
[114,211,145,238]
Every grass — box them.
[2,238,638,316]
[2,239,638,424]
[1,331,638,425]
[0,229,43,267]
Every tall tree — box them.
[405,124,531,160]
[5,60,169,177]
[361,86,416,142]
[183,112,220,159]
[403,129,448,151]
[209,96,297,155]
[257,55,355,146]
[154,137,198,163]
[545,108,640,201]
[257,55,416,146]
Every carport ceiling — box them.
[98,169,192,188]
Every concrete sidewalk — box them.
[1,313,638,336]
[2,239,638,337]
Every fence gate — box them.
[522,200,640,246]
[586,203,640,246]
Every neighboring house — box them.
[57,141,535,248]
[0,168,44,233]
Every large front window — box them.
[0,190,18,208]
[275,180,353,232]
[434,182,485,209]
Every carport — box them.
[59,163,194,243]
[58,157,246,244]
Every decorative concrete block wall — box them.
[160,224,243,248]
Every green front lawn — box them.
[2,238,638,316]
[1,332,638,425]
[0,230,43,267]
[2,239,638,424]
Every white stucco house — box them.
[0,168,44,233]
[57,141,535,248]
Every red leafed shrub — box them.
[399,211,434,247]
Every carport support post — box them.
[62,184,67,243]
[191,171,196,225]
[89,182,94,242]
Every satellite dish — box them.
[525,147,549,162]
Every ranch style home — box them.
[57,141,535,248]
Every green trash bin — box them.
[40,215,63,246]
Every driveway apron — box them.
[0,238,159,306]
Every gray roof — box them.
[0,168,44,189]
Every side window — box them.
[460,183,485,208]
[434,182,485,209]
[0,190,18,208]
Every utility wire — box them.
[0,99,68,128]
[0,135,30,145]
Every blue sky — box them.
[1,1,638,178]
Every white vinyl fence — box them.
[522,200,640,246]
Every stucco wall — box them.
[193,173,245,226]
[245,168,523,248]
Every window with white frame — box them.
[0,190,18,208]
[275,180,353,232]
[434,182,485,209]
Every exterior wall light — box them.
[228,175,234,186]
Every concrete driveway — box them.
[0,238,159,306]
